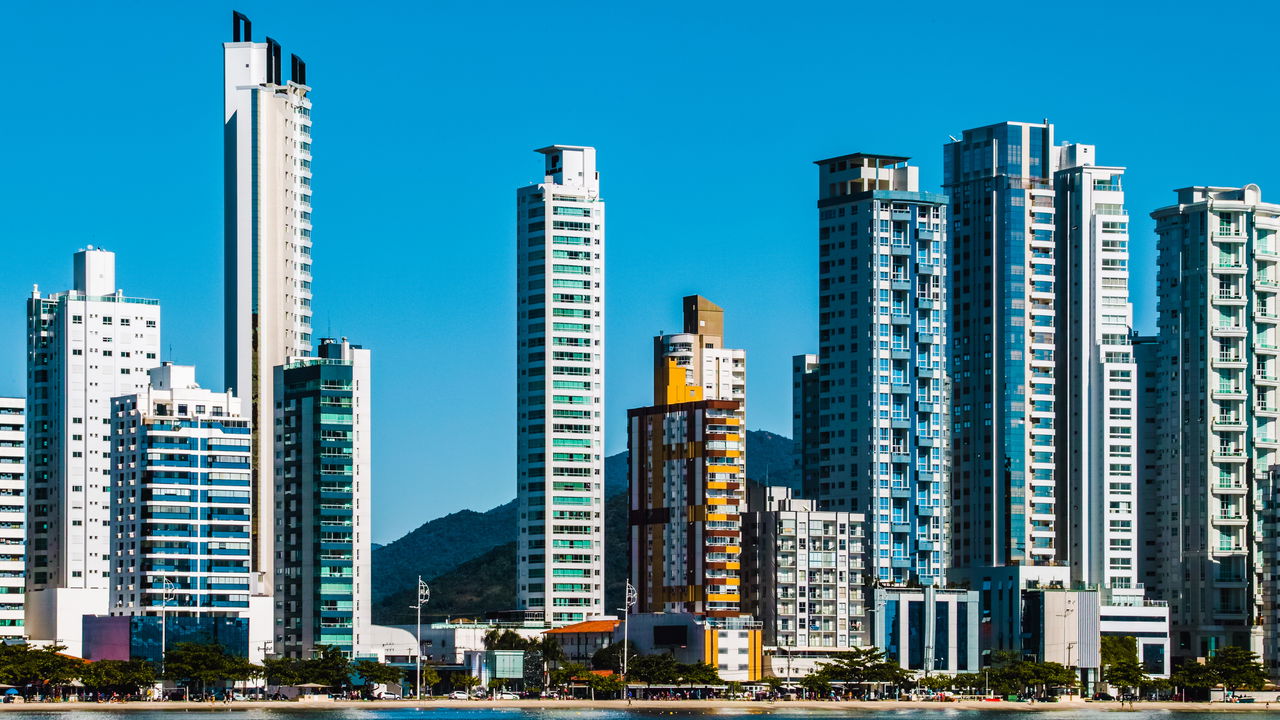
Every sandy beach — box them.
[0,698,1270,712]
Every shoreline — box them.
[0,699,1271,712]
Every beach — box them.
[0,698,1270,712]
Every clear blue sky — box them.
[3,1,1279,543]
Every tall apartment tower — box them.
[0,399,24,639]
[1053,148,1142,594]
[629,296,746,616]
[107,364,272,660]
[812,153,950,587]
[274,338,372,657]
[516,146,606,625]
[1150,185,1280,662]
[25,248,161,656]
[792,354,819,499]
[943,122,1073,651]
[224,12,314,597]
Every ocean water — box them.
[0,709,1265,720]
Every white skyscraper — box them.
[26,248,161,656]
[516,146,606,625]
[1150,185,1280,664]
[0,398,24,639]
[1054,145,1141,594]
[223,12,314,599]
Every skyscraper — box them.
[1150,185,1280,662]
[25,248,161,656]
[629,296,746,616]
[107,364,272,660]
[812,153,950,587]
[274,338,372,657]
[792,354,819,499]
[0,398,24,639]
[223,11,314,598]
[944,123,1072,650]
[1053,147,1141,595]
[516,146,606,625]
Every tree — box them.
[676,661,721,686]
[816,647,889,695]
[483,629,531,651]
[1100,635,1138,669]
[301,645,352,690]
[549,661,589,689]
[626,654,678,685]
[592,642,637,673]
[353,660,402,695]
[451,674,480,694]
[799,671,831,698]
[263,657,303,687]
[917,675,954,692]
[164,642,245,695]
[1103,659,1146,694]
[763,676,784,693]
[1170,660,1217,699]
[586,672,624,699]
[1208,646,1267,692]
[414,665,441,696]
[78,659,157,696]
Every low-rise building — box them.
[623,612,763,682]
[873,586,979,673]
[544,618,619,664]
[742,485,870,670]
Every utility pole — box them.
[620,581,637,676]
[410,577,430,700]
[161,576,175,675]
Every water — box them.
[0,710,1264,720]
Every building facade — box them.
[630,296,747,617]
[274,338,372,657]
[742,486,870,665]
[812,153,949,587]
[0,399,24,639]
[1150,185,1280,663]
[25,248,161,656]
[874,586,980,674]
[792,354,819,499]
[224,12,314,601]
[106,364,272,660]
[1053,148,1143,595]
[943,122,1073,651]
[516,146,606,625]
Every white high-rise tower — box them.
[25,248,161,656]
[223,12,314,599]
[516,146,606,625]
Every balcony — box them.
[1213,514,1248,526]
[1212,262,1247,275]
[1258,342,1280,355]
[1213,293,1247,306]
[1213,353,1245,367]
[1212,449,1247,462]
[1211,324,1247,337]
[1256,311,1280,324]
[1211,416,1244,431]
[1211,387,1246,399]
[1255,371,1280,385]
[1259,279,1280,293]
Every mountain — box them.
[370,429,793,623]
[371,500,516,604]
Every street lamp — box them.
[410,577,430,701]
[160,576,175,674]
[618,581,637,676]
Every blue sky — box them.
[3,1,1279,543]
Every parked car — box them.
[448,691,471,700]
[1092,693,1115,701]
[496,692,519,700]
[379,693,401,700]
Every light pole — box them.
[160,576,175,675]
[619,581,637,676]
[410,577,430,700]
